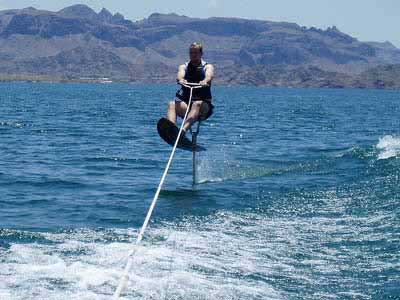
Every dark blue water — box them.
[0,83,399,299]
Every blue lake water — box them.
[0,82,399,299]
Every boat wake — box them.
[376,135,400,160]
[1,190,395,300]
[194,135,400,185]
[0,218,283,300]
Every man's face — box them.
[189,47,202,62]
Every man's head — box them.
[189,42,203,64]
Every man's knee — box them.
[192,101,202,110]
[168,101,175,110]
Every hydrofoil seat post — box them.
[191,121,201,185]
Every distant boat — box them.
[78,77,113,83]
[99,78,113,84]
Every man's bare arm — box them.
[177,64,187,84]
[200,64,214,86]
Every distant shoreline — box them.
[1,76,400,91]
[0,75,400,91]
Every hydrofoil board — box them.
[157,118,206,152]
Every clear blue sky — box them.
[1,0,399,47]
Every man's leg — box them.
[167,101,177,124]
[167,100,188,124]
[183,101,210,132]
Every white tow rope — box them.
[113,83,201,299]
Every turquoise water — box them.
[0,83,399,299]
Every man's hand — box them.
[199,80,209,86]
[178,79,188,85]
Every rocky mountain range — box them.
[1,4,400,88]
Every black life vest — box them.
[176,60,212,102]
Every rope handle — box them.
[179,81,208,88]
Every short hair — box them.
[190,42,203,54]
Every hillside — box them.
[1,4,400,88]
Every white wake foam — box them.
[376,135,400,160]
[1,193,392,300]
[0,219,282,300]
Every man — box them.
[167,42,214,140]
